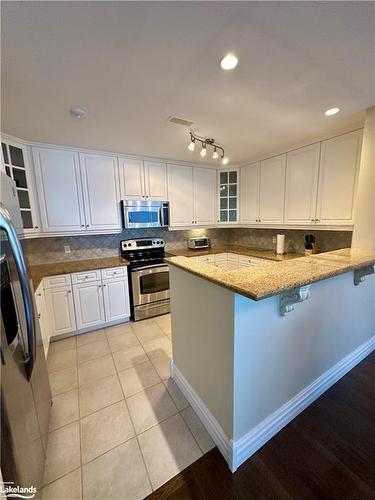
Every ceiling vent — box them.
[168,115,194,127]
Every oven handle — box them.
[131,263,169,273]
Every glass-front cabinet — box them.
[1,138,39,234]
[218,169,238,223]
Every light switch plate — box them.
[64,245,71,254]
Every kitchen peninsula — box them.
[167,248,375,471]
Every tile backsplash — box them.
[24,228,352,265]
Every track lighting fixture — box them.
[187,131,225,162]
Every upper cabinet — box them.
[119,158,167,201]
[167,164,194,226]
[79,153,121,231]
[316,130,362,225]
[167,164,216,227]
[1,138,40,234]
[240,163,260,224]
[259,154,286,224]
[218,170,238,223]
[33,147,121,233]
[284,144,320,225]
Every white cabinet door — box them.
[167,164,194,226]
[80,153,121,231]
[119,158,145,199]
[316,130,362,224]
[284,144,320,225]
[194,168,216,225]
[240,162,260,223]
[73,282,105,330]
[35,285,50,357]
[144,161,167,200]
[259,154,286,224]
[102,278,130,322]
[32,148,86,232]
[44,286,76,337]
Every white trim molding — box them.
[172,334,375,473]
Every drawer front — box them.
[72,269,101,284]
[43,274,71,289]
[101,266,127,280]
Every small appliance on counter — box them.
[188,236,210,250]
[276,234,285,255]
[304,234,317,255]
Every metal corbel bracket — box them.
[279,285,311,316]
[354,265,374,286]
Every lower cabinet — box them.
[43,266,130,344]
[44,284,76,338]
[73,281,105,330]
[102,278,130,322]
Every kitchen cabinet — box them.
[35,284,50,357]
[119,158,167,201]
[80,153,121,231]
[284,144,320,225]
[33,147,121,233]
[168,164,216,227]
[44,283,76,337]
[240,162,260,224]
[33,148,85,233]
[259,154,286,224]
[73,281,105,330]
[194,167,216,225]
[167,164,194,226]
[102,277,130,322]
[1,139,40,234]
[218,170,238,223]
[316,130,362,225]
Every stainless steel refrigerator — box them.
[1,171,52,492]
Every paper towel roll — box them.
[276,234,285,254]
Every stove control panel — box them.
[121,238,165,251]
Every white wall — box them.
[170,266,235,436]
[233,271,375,439]
[352,106,375,250]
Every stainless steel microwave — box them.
[121,200,169,229]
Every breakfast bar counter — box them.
[168,247,375,473]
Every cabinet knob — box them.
[86,225,89,228]
[81,224,85,227]
[315,219,320,222]
[103,284,106,287]
[37,313,41,319]
[34,226,39,229]
[68,290,72,294]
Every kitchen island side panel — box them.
[233,271,375,441]
[169,266,235,438]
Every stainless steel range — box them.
[120,238,170,321]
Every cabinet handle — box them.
[34,226,39,229]
[37,313,41,319]
[86,225,90,228]
[315,219,320,222]
[102,284,106,287]
[37,293,42,297]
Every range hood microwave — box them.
[121,200,169,229]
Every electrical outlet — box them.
[272,237,277,244]
[64,245,71,254]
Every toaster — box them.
[188,237,210,249]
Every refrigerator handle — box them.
[0,203,35,377]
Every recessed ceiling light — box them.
[220,54,238,71]
[70,107,88,119]
[325,107,340,116]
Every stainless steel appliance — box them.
[120,238,170,321]
[0,171,51,492]
[121,200,169,229]
[188,236,210,249]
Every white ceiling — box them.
[2,1,374,166]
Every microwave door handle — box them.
[0,203,35,377]
[159,206,165,226]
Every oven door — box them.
[131,264,170,306]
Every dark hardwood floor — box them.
[147,352,375,500]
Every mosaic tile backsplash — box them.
[24,228,352,265]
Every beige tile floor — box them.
[41,314,214,500]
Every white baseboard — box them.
[172,334,375,473]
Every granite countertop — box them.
[166,248,375,301]
[30,256,130,289]
[166,245,302,262]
